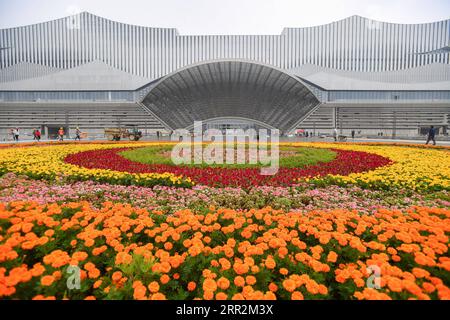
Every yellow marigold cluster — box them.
[0,142,193,188]
[292,142,450,191]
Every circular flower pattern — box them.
[64,147,391,188]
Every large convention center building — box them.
[0,12,449,139]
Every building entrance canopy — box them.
[142,60,320,133]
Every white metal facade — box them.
[0,13,449,136]
[0,13,449,82]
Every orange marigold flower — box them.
[31,263,45,277]
[264,291,277,300]
[387,278,403,292]
[291,291,304,300]
[318,284,329,295]
[21,222,34,234]
[268,282,278,292]
[203,278,218,292]
[234,276,246,287]
[84,262,95,271]
[148,281,160,293]
[88,268,100,279]
[93,280,102,289]
[217,277,230,290]
[115,252,132,265]
[44,230,55,237]
[160,261,171,273]
[92,246,107,256]
[216,292,228,300]
[150,293,167,300]
[422,282,435,293]
[187,282,197,292]
[219,258,231,271]
[232,293,245,300]
[278,247,288,257]
[203,236,211,244]
[251,265,260,273]
[327,251,338,263]
[265,257,276,269]
[41,275,55,286]
[283,279,297,293]
[412,268,430,279]
[233,262,249,275]
[52,271,62,280]
[246,276,257,286]
[133,285,147,300]
[112,271,123,282]
[73,252,88,262]
[203,290,214,300]
[211,260,220,267]
[160,274,170,284]
[84,238,95,247]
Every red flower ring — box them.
[65,148,392,188]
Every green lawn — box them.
[120,145,336,169]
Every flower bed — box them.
[1,142,449,191]
[64,147,391,188]
[0,143,193,188]
[0,202,448,300]
[0,142,449,300]
[1,173,448,214]
[295,143,450,192]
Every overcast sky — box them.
[0,0,449,35]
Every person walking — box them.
[58,127,65,141]
[333,128,338,142]
[34,128,41,142]
[13,128,19,142]
[351,130,355,139]
[425,125,436,146]
[74,127,82,141]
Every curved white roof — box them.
[0,61,151,91]
[0,62,61,83]
[291,63,450,90]
[1,60,449,92]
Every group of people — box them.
[296,130,314,138]
[10,128,20,141]
[332,128,357,141]
[9,127,83,142]
[331,126,438,145]
[32,128,42,141]
[57,127,82,141]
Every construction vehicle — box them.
[104,125,143,141]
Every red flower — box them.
[65,148,391,188]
